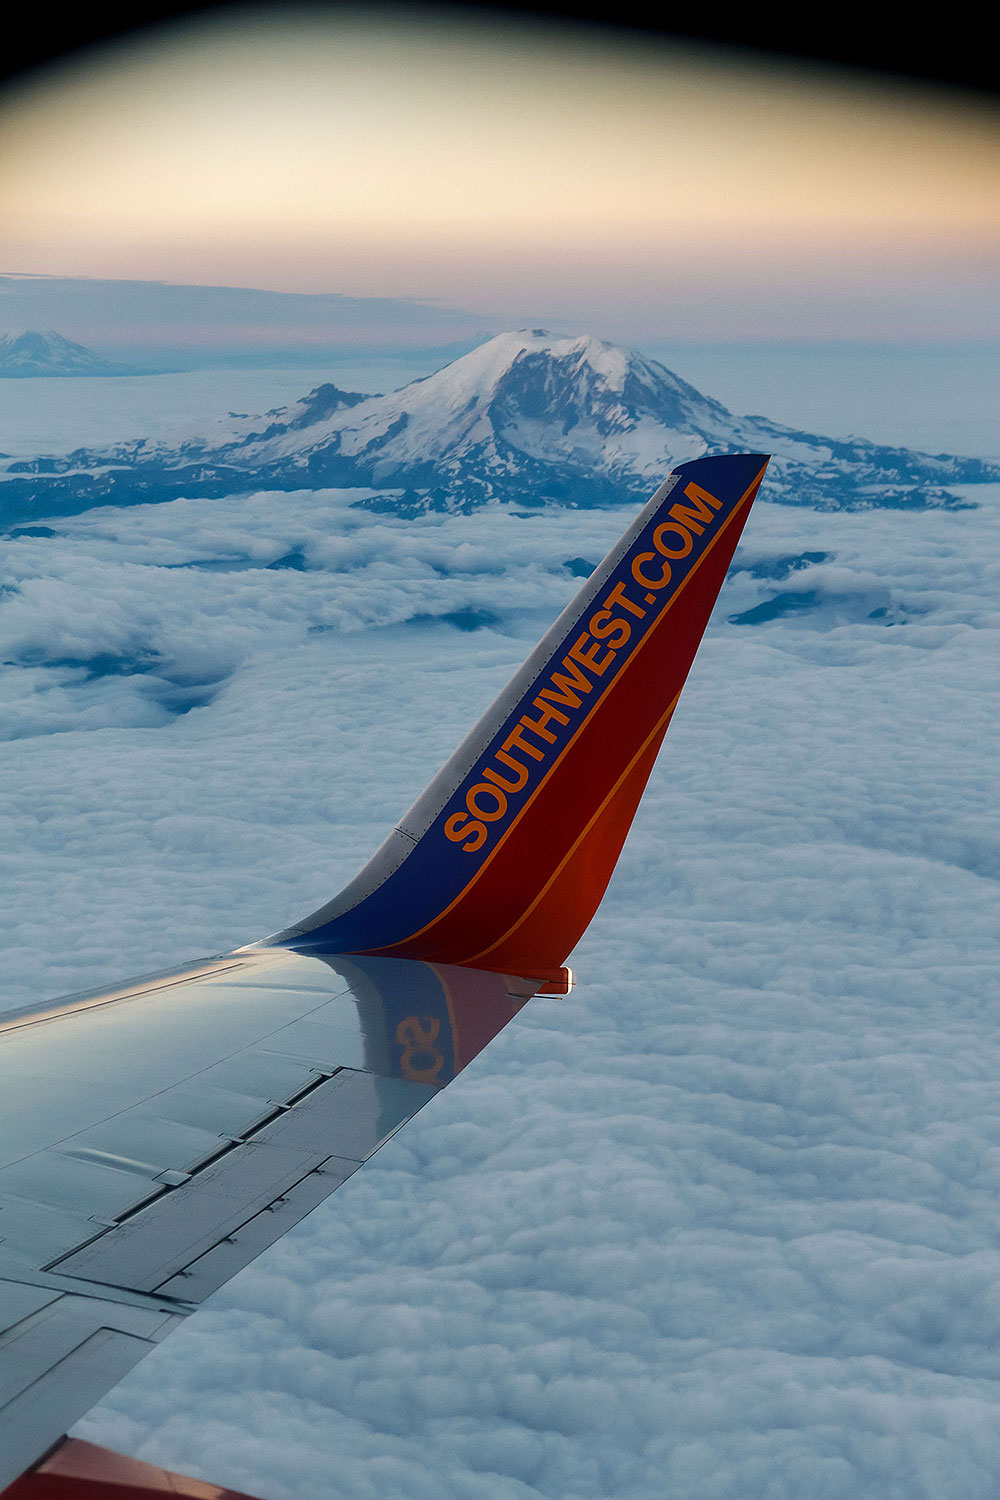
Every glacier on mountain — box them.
[2,330,996,526]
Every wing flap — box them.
[0,1285,180,1491]
[49,1069,435,1295]
[1,957,528,1490]
[1,953,526,1274]
[153,1164,354,1303]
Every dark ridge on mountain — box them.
[2,330,996,526]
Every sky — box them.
[0,3,998,341]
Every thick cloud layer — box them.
[1,428,999,1495]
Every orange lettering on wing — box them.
[445,810,487,851]
[484,758,529,793]
[446,486,730,857]
[502,723,546,762]
[568,632,615,677]
[520,698,567,745]
[603,580,646,619]
[677,481,723,527]
[466,782,508,821]
[631,551,672,590]
[540,656,593,709]
[397,1014,445,1083]
[653,522,694,560]
[589,609,631,650]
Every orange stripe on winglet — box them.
[364,462,764,961]
[462,689,682,967]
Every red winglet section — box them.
[0,1438,265,1500]
[272,453,768,984]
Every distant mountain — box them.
[0,330,133,378]
[0,275,494,370]
[2,331,997,524]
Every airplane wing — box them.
[0,452,768,1499]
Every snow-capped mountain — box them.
[0,330,132,378]
[2,331,996,524]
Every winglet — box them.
[271,453,768,983]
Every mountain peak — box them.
[0,329,131,378]
[401,329,691,413]
[4,328,994,521]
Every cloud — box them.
[3,470,1000,1496]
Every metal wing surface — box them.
[0,951,533,1490]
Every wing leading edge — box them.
[0,453,768,1498]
